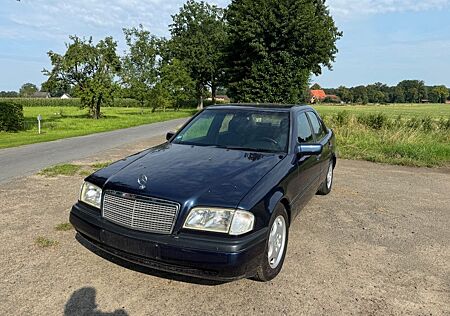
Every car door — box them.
[290,111,322,216]
[306,111,332,182]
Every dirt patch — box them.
[1,136,449,315]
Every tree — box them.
[429,85,449,103]
[397,80,427,103]
[19,83,38,97]
[392,86,405,103]
[351,86,368,104]
[44,36,120,119]
[169,0,226,109]
[336,86,352,103]
[159,58,196,110]
[225,0,342,103]
[41,78,72,97]
[121,25,160,110]
[311,83,322,90]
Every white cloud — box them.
[3,0,448,41]
[328,0,450,17]
[2,0,229,40]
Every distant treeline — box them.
[0,91,19,98]
[320,80,450,104]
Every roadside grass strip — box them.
[39,164,82,177]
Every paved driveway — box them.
[0,118,187,184]
[1,136,449,315]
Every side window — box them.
[297,112,314,143]
[306,112,326,140]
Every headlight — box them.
[183,207,254,235]
[79,182,102,208]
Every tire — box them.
[253,204,289,282]
[317,160,334,195]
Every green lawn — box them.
[0,107,197,149]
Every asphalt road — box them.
[1,136,448,315]
[0,118,188,184]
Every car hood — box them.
[100,143,284,208]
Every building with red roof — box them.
[310,89,326,103]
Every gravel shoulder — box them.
[1,137,449,315]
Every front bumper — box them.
[70,202,267,281]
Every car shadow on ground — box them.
[64,287,128,316]
[76,233,229,286]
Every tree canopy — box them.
[19,83,38,97]
[429,85,449,103]
[225,0,342,103]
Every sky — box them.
[0,0,449,91]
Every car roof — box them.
[207,103,313,112]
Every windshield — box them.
[173,109,290,153]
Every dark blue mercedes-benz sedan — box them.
[70,104,336,281]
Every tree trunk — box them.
[197,95,203,110]
[211,82,217,104]
[94,95,102,119]
[197,83,204,110]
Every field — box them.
[314,104,450,167]
[0,107,196,149]
[315,103,450,118]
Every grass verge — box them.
[91,161,112,169]
[39,164,82,177]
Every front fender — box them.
[267,190,285,216]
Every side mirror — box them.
[166,131,175,141]
[297,144,323,156]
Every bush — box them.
[0,102,24,131]
[357,113,387,130]
[438,117,450,130]
[334,111,350,126]
[421,116,433,132]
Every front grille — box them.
[102,190,180,234]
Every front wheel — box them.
[253,204,289,282]
[317,160,334,195]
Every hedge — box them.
[0,102,24,132]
